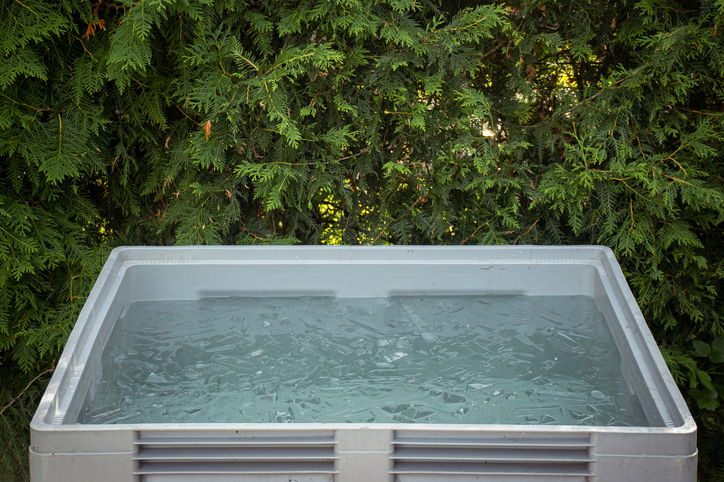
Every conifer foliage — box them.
[1,0,724,479]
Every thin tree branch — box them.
[477,40,505,61]
[268,147,371,166]
[1,93,56,112]
[240,220,266,241]
[458,221,489,245]
[341,212,352,240]
[0,366,54,417]
[514,216,542,244]
[561,76,630,116]
[176,105,199,125]
[372,196,424,244]
[675,107,724,117]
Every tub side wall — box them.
[594,250,695,431]
[118,258,599,300]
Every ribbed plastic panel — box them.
[133,434,338,481]
[391,435,594,481]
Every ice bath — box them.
[30,246,697,482]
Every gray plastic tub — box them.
[30,246,697,481]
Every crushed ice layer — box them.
[77,295,649,426]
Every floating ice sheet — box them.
[78,295,648,426]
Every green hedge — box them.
[1,0,723,478]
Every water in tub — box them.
[77,295,648,426]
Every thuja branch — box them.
[514,216,542,244]
[675,107,724,117]
[1,93,57,112]
[267,147,371,166]
[372,196,425,244]
[458,221,489,245]
[561,76,630,116]
[0,366,55,417]
[240,220,267,241]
